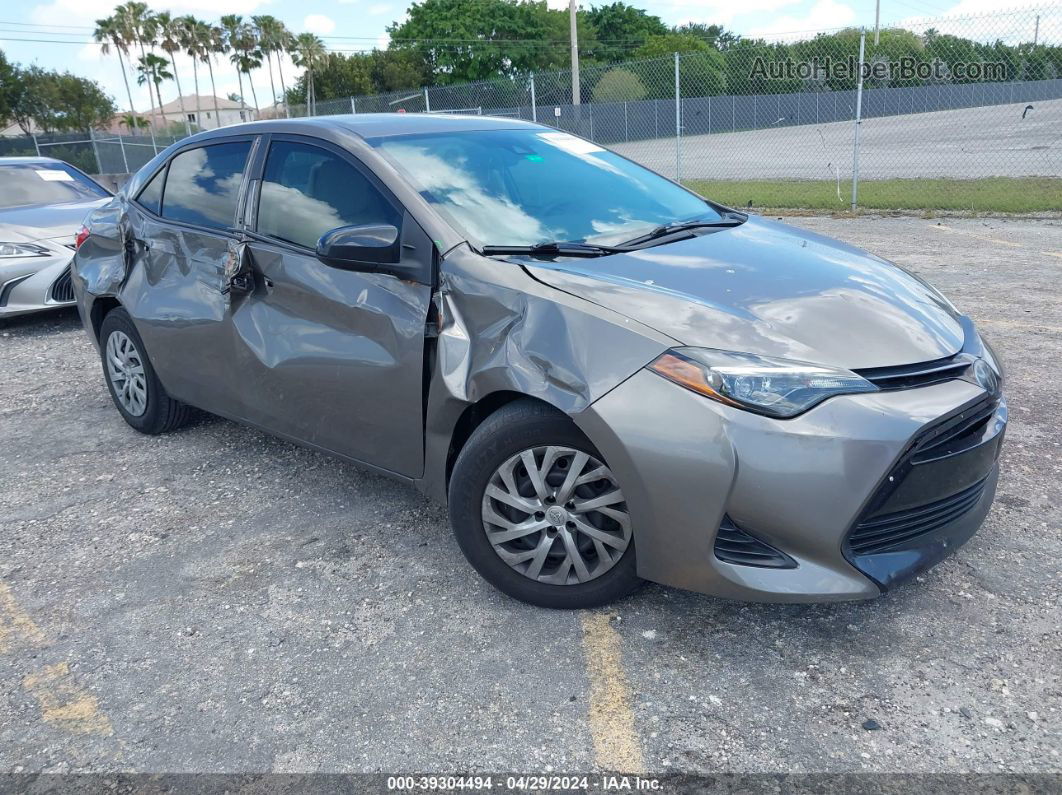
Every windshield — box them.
[369,129,719,247]
[0,162,110,210]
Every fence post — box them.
[530,73,537,122]
[674,52,682,183]
[423,87,431,112]
[31,133,41,157]
[350,97,356,114]
[624,101,628,142]
[588,101,594,141]
[118,133,129,173]
[89,127,102,175]
[851,28,866,213]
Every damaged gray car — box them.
[72,115,1006,608]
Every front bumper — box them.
[0,250,76,318]
[574,369,1006,602]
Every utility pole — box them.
[569,0,580,107]
[874,0,880,46]
[1034,14,1040,46]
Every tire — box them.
[99,307,191,435]
[449,400,643,609]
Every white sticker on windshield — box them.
[536,132,605,155]
[35,169,74,182]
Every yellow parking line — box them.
[2,581,115,739]
[0,582,46,653]
[23,662,114,736]
[580,612,646,774]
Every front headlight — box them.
[648,347,878,418]
[0,243,49,258]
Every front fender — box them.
[416,244,675,502]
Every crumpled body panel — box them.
[417,245,674,501]
[73,198,129,298]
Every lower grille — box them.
[848,478,988,555]
[911,394,998,463]
[50,267,75,303]
[715,516,796,569]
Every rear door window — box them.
[256,140,399,249]
[161,141,252,230]
[136,166,166,215]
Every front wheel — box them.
[448,400,642,609]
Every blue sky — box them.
[0,0,1033,112]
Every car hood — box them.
[524,215,965,369]
[0,199,108,243]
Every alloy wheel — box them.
[105,330,148,417]
[481,446,631,585]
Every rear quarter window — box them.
[160,142,252,230]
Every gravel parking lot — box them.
[1,215,1060,777]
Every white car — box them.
[0,157,111,318]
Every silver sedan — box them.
[0,157,111,318]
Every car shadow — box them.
[0,306,82,338]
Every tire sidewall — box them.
[449,405,640,609]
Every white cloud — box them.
[746,0,858,40]
[367,3,391,15]
[303,14,337,35]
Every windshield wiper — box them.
[619,215,747,248]
[479,241,626,259]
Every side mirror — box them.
[316,224,400,270]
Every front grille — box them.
[910,394,998,463]
[855,353,971,391]
[847,477,988,555]
[714,516,796,569]
[50,267,75,303]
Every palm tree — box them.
[253,15,290,117]
[220,15,247,116]
[93,15,138,128]
[155,11,189,134]
[178,16,201,129]
[137,53,172,117]
[205,24,225,124]
[238,50,263,114]
[292,33,325,116]
[120,113,149,131]
[116,2,159,128]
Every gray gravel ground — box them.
[0,215,1060,775]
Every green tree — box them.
[50,72,117,131]
[673,23,739,50]
[584,3,667,64]
[388,0,594,84]
[633,34,726,97]
[591,67,647,101]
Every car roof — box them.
[0,156,65,166]
[181,112,542,146]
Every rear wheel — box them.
[449,400,642,608]
[99,307,191,435]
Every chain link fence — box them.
[3,5,1058,210]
